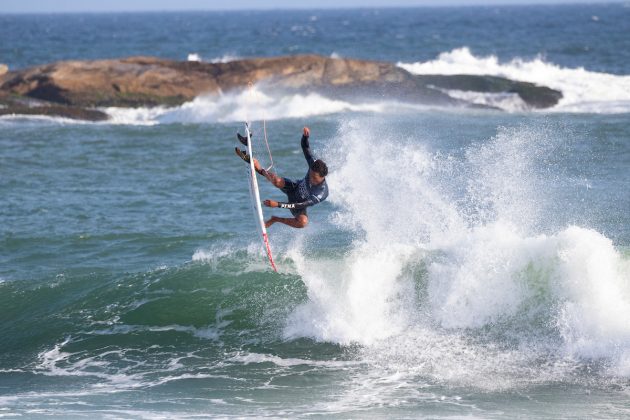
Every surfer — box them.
[235,127,328,229]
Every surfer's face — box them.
[309,169,325,185]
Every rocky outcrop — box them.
[0,55,562,121]
[0,92,109,121]
[417,74,563,109]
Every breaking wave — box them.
[285,117,630,385]
[399,47,630,113]
[101,87,423,125]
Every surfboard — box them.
[242,123,277,272]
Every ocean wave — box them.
[101,87,406,125]
[285,117,630,380]
[398,47,630,113]
[3,257,305,393]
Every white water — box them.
[102,87,400,125]
[285,117,630,385]
[187,52,240,63]
[399,47,630,113]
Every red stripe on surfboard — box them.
[262,232,277,272]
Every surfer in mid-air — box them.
[235,127,328,229]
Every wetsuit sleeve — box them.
[301,134,315,167]
[278,197,318,210]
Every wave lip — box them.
[398,47,630,113]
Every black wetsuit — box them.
[278,134,329,217]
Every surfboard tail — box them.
[263,232,277,272]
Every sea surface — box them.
[1,5,630,419]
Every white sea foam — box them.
[187,53,201,62]
[82,323,225,340]
[228,352,359,368]
[36,339,145,387]
[187,52,239,63]
[192,243,239,264]
[101,86,395,125]
[285,117,630,384]
[398,47,630,113]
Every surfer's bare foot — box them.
[236,132,248,146]
[265,216,277,228]
[253,158,262,173]
[235,147,250,163]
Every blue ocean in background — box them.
[1,5,630,418]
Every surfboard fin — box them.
[235,147,250,163]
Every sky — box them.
[0,0,624,13]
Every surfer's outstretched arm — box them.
[301,127,315,167]
[269,197,320,210]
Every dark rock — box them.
[0,92,108,121]
[0,104,109,121]
[415,74,562,109]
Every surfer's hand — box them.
[253,158,262,173]
[264,199,279,208]
[303,127,310,137]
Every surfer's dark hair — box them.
[312,159,328,177]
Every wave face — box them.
[399,47,630,113]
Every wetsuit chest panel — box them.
[295,177,311,201]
